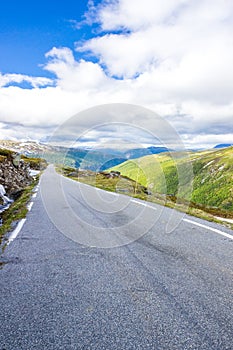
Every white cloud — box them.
[45,47,110,91]
[97,0,188,31]
[96,0,233,31]
[182,133,233,149]
[0,72,52,88]
[0,0,233,147]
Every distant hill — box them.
[214,144,233,149]
[0,140,52,155]
[0,141,171,171]
[123,146,170,159]
[110,146,233,214]
[65,145,172,170]
[70,146,171,170]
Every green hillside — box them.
[110,147,233,215]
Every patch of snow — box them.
[0,202,11,214]
[203,160,214,169]
[29,170,40,176]
[215,216,233,224]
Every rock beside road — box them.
[0,150,33,199]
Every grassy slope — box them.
[0,148,45,243]
[110,147,233,215]
[58,166,149,200]
[0,178,39,243]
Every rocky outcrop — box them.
[98,171,121,179]
[0,153,32,198]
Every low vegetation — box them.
[56,147,233,230]
[21,155,47,170]
[109,146,233,227]
[0,147,46,244]
[0,177,39,244]
[57,166,150,200]
[0,148,47,170]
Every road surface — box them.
[0,165,233,349]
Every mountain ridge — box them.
[109,146,233,215]
[214,143,233,149]
[0,140,171,171]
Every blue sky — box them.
[0,0,93,77]
[0,0,233,148]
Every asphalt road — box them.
[0,165,233,350]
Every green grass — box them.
[108,147,233,228]
[0,148,13,159]
[0,147,48,169]
[21,155,47,170]
[0,147,47,244]
[0,177,39,244]
[57,166,149,200]
[55,148,233,230]
[57,165,233,230]
[109,152,194,198]
[0,148,46,242]
[110,147,233,211]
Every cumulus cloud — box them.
[182,133,233,149]
[45,47,111,91]
[0,0,233,147]
[0,73,52,88]
[96,0,189,31]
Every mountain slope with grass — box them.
[0,140,171,171]
[0,148,47,242]
[110,146,233,215]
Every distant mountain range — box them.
[0,140,52,155]
[1,139,232,218]
[0,139,232,172]
[214,144,233,149]
[65,146,172,171]
[123,146,171,159]
[0,140,171,171]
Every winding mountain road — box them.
[0,165,233,349]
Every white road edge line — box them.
[146,204,157,210]
[59,174,233,240]
[95,187,118,195]
[183,218,233,240]
[131,199,146,206]
[131,199,157,210]
[32,193,37,199]
[7,218,27,245]
[6,188,38,246]
[27,202,34,211]
[131,199,232,239]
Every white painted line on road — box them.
[95,188,119,196]
[146,204,157,210]
[7,219,26,245]
[183,218,233,240]
[32,193,37,199]
[131,199,147,207]
[27,202,34,211]
[107,191,119,196]
[131,199,157,210]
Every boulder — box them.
[0,157,32,198]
